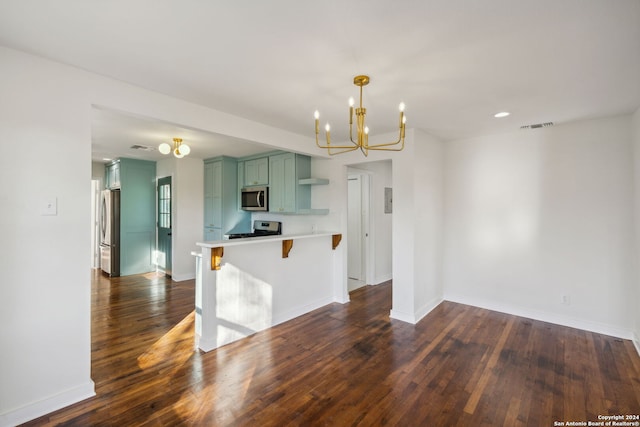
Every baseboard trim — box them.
[170,272,196,282]
[389,309,416,323]
[196,333,217,353]
[373,274,392,285]
[414,296,444,323]
[444,294,633,340]
[333,293,350,304]
[390,296,443,324]
[1,380,95,427]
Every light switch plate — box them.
[42,197,57,216]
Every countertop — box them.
[196,232,340,248]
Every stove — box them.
[226,220,282,239]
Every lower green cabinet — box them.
[204,227,222,241]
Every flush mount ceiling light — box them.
[314,75,406,156]
[494,111,510,118]
[159,137,190,158]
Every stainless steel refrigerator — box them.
[99,189,120,277]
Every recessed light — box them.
[494,111,510,118]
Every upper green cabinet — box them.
[269,153,311,213]
[204,156,250,240]
[204,151,327,223]
[105,160,121,189]
[242,157,269,187]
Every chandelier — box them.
[159,137,190,158]
[314,75,406,156]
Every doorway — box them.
[346,160,393,293]
[157,176,172,276]
[347,173,370,291]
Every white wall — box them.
[0,47,95,425]
[91,161,106,182]
[632,107,640,352]
[443,115,636,338]
[412,129,445,319]
[174,158,204,281]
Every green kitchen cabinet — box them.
[118,158,156,276]
[242,156,269,187]
[105,160,121,189]
[203,226,222,242]
[203,156,249,240]
[268,153,311,213]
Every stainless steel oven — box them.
[241,186,268,211]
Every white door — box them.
[348,175,366,291]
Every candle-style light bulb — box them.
[314,110,320,120]
[364,126,369,134]
[325,123,331,132]
[349,97,354,125]
[403,115,407,124]
[399,102,405,112]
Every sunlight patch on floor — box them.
[137,311,195,370]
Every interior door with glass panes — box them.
[157,176,172,276]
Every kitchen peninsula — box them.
[195,232,346,352]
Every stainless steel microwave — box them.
[241,186,268,211]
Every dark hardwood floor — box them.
[23,270,640,426]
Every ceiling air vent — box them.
[520,122,554,129]
[130,144,154,151]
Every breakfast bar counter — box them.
[194,232,346,352]
[197,231,341,248]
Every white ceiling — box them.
[90,107,277,162]
[1,0,639,162]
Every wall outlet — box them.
[561,294,571,305]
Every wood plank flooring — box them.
[23,270,640,426]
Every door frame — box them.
[90,180,101,269]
